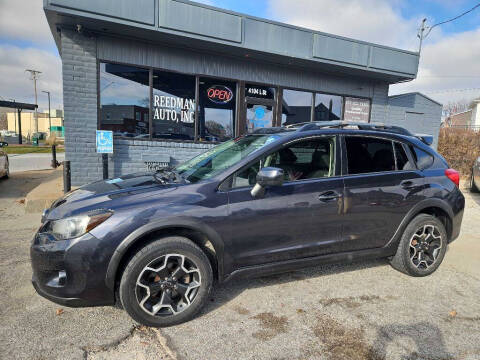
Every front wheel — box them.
[390,214,447,277]
[119,236,213,327]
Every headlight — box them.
[43,210,113,241]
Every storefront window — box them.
[281,89,313,126]
[314,94,343,121]
[199,78,236,142]
[343,97,371,123]
[99,63,150,137]
[152,70,196,140]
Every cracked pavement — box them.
[0,171,479,360]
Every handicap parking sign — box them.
[96,130,113,154]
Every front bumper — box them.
[30,231,115,308]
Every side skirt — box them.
[223,244,397,282]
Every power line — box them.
[417,2,480,52]
[425,3,480,37]
[423,87,480,94]
[417,75,480,78]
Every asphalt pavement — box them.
[8,153,65,173]
[0,172,479,360]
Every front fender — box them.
[105,217,226,291]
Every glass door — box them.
[246,102,274,133]
[244,84,277,133]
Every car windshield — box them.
[176,134,285,183]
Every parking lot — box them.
[0,171,479,360]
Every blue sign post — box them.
[96,130,113,154]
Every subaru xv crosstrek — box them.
[31,121,465,327]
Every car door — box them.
[341,135,425,251]
[225,136,344,268]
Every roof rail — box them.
[288,120,415,137]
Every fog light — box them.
[47,270,67,288]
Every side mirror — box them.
[251,167,284,198]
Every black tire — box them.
[471,170,479,193]
[390,214,447,277]
[119,236,213,327]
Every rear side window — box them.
[345,137,395,174]
[409,146,434,170]
[394,142,415,170]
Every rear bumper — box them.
[30,232,115,308]
[449,189,465,243]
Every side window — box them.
[231,137,335,189]
[394,142,415,171]
[409,146,434,170]
[346,137,395,175]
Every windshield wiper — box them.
[154,167,186,185]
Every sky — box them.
[0,0,479,112]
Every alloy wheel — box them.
[135,254,201,317]
[409,225,443,270]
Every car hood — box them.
[44,172,180,221]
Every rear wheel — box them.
[119,236,213,327]
[390,214,447,277]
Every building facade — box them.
[387,93,443,149]
[6,112,63,139]
[44,0,436,185]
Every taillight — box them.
[445,169,460,187]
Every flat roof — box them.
[44,0,419,83]
[389,92,443,107]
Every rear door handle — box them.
[401,181,415,190]
[318,191,342,202]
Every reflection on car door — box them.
[341,136,425,251]
[226,136,345,268]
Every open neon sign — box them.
[207,85,233,104]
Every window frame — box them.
[224,135,341,191]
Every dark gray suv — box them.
[31,121,465,327]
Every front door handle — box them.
[318,191,342,202]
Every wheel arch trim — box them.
[385,198,454,249]
[105,217,226,291]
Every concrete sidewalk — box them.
[9,153,65,173]
[24,167,64,213]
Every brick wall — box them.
[61,29,100,185]
[110,140,213,178]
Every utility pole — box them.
[417,18,427,54]
[42,90,51,136]
[26,69,42,134]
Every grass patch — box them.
[3,146,65,155]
